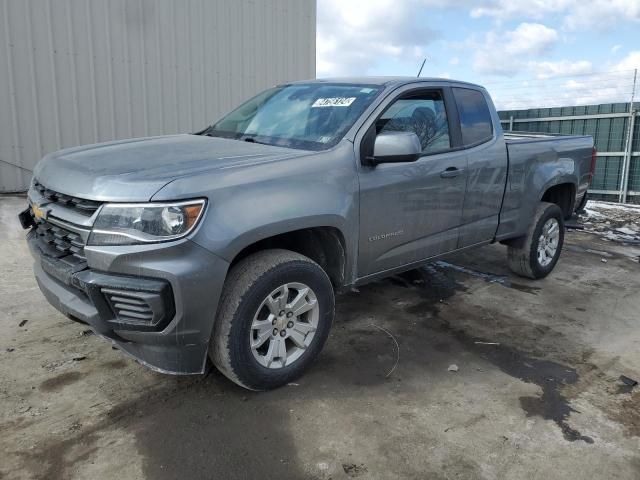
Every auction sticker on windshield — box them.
[312,97,356,107]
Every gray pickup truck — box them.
[20,77,595,390]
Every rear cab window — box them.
[452,87,493,147]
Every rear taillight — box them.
[589,147,597,180]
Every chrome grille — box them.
[33,180,102,216]
[34,220,87,262]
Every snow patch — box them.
[580,200,640,244]
[587,201,640,213]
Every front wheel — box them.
[210,249,334,390]
[507,202,565,279]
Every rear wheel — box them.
[210,249,334,390]
[507,202,564,279]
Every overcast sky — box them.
[316,0,640,109]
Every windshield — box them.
[203,83,383,150]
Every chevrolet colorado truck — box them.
[20,77,595,390]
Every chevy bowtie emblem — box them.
[31,203,47,221]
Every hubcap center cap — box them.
[275,316,288,330]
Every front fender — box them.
[152,142,360,277]
[198,211,350,263]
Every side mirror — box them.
[367,132,422,165]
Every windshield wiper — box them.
[240,135,269,146]
[200,129,271,145]
[199,128,234,139]
[200,128,220,138]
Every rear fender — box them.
[496,149,578,240]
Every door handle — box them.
[440,167,464,178]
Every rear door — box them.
[452,87,509,247]
[356,86,468,277]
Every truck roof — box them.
[287,76,485,89]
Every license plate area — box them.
[18,208,35,229]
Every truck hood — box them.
[33,134,306,202]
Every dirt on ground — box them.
[581,200,640,244]
[1,196,639,480]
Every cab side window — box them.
[452,87,493,146]
[376,91,451,154]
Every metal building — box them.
[0,0,316,192]
[499,102,640,204]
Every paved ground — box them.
[1,194,639,480]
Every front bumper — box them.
[27,228,229,374]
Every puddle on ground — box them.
[372,261,590,442]
[400,264,466,299]
[392,262,591,443]
[387,260,541,301]
[432,319,594,444]
[391,264,466,317]
[434,261,540,295]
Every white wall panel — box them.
[0,0,316,191]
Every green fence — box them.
[498,102,640,204]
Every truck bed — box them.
[496,131,594,241]
[504,131,592,144]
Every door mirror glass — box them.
[370,132,422,164]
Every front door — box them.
[357,88,468,277]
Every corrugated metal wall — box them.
[0,0,316,192]
[499,103,640,203]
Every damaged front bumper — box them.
[26,222,229,375]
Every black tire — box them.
[210,249,334,390]
[507,202,565,279]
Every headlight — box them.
[87,199,206,246]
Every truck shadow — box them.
[109,374,309,480]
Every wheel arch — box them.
[540,181,576,219]
[228,225,348,289]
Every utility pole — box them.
[620,68,637,203]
